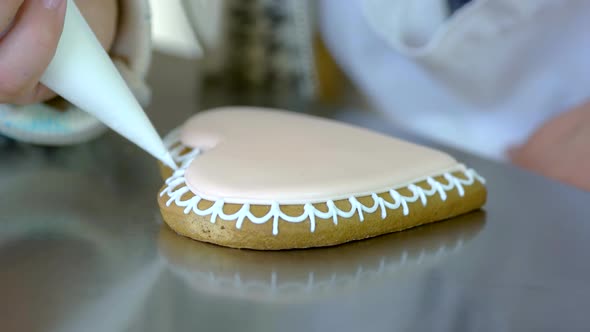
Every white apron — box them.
[319,0,590,161]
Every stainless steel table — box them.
[1,53,589,332]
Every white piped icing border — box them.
[160,128,486,236]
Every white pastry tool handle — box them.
[40,0,176,169]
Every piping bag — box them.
[40,0,177,170]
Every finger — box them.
[8,83,55,105]
[33,84,57,102]
[75,0,119,50]
[0,0,67,101]
[0,0,24,39]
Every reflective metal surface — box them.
[1,53,590,332]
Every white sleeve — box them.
[360,0,449,55]
[354,0,586,104]
[319,0,590,160]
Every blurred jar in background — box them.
[182,0,346,112]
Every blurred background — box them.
[145,0,590,180]
[147,0,367,116]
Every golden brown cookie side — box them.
[158,173,487,250]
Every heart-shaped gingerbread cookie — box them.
[159,107,487,250]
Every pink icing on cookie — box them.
[179,107,462,204]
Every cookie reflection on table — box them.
[158,212,485,302]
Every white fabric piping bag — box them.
[40,0,177,169]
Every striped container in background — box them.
[182,0,345,112]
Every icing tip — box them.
[161,152,178,170]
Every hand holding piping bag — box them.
[0,0,175,169]
[0,0,117,105]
